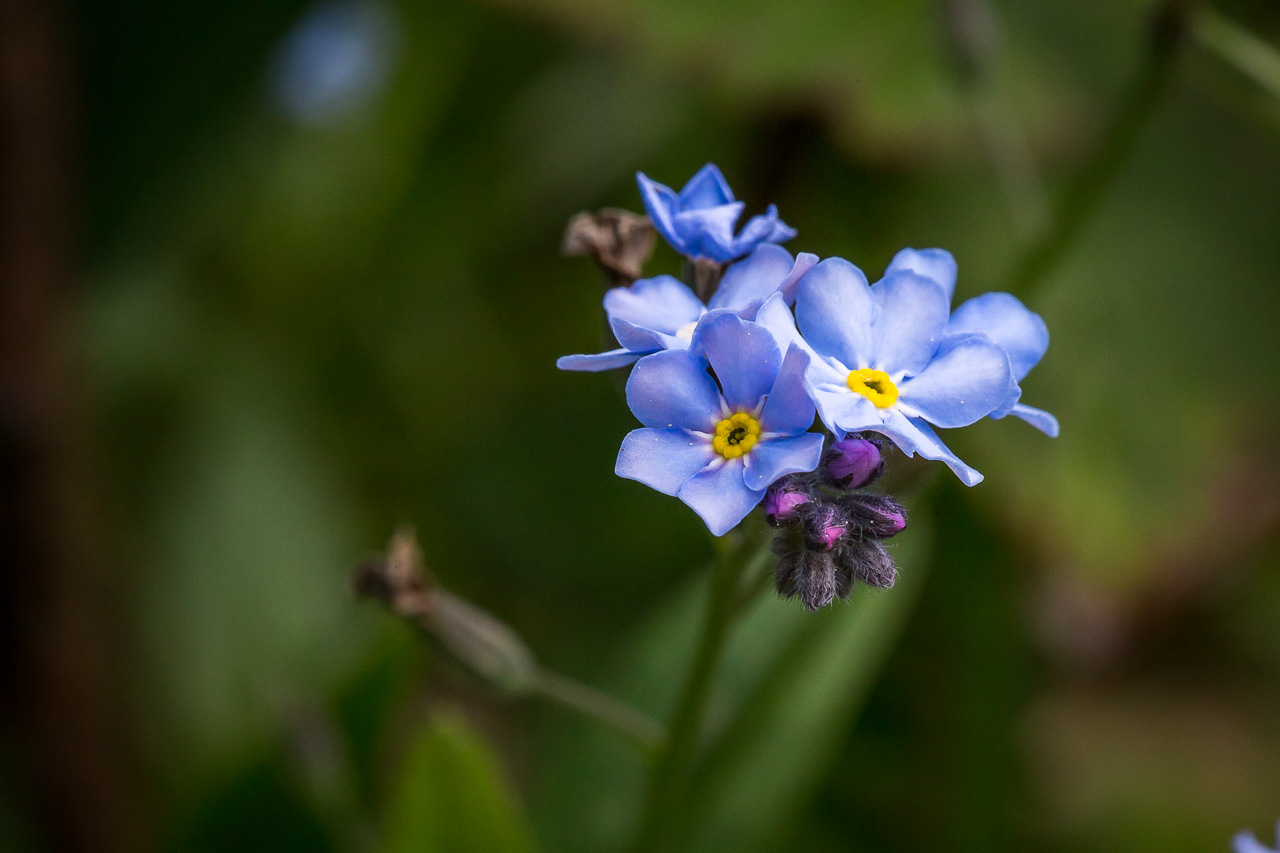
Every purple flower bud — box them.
[764,484,810,524]
[844,494,908,538]
[802,506,847,550]
[827,438,882,488]
[818,522,845,549]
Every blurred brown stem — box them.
[0,0,147,850]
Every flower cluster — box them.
[767,437,909,611]
[558,164,1057,607]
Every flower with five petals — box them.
[756,258,1013,485]
[636,163,795,263]
[615,313,824,535]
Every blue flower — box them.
[557,244,817,372]
[636,163,796,262]
[888,248,1059,437]
[1236,821,1280,853]
[615,313,825,536]
[756,258,1013,486]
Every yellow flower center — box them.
[712,412,761,459]
[847,368,899,408]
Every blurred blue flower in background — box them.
[615,313,823,536]
[268,0,400,125]
[637,163,796,262]
[756,258,1013,486]
[1236,821,1280,853]
[557,244,816,372]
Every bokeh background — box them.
[3,0,1280,851]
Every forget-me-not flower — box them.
[756,258,1013,486]
[557,244,817,372]
[636,164,796,263]
[1236,821,1280,853]
[615,313,824,536]
[887,248,1059,437]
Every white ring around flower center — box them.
[675,321,699,343]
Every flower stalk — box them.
[631,518,771,853]
[354,528,664,749]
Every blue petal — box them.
[742,433,824,491]
[611,318,687,353]
[760,345,816,435]
[755,294,846,406]
[674,203,745,260]
[635,172,683,252]
[755,292,810,357]
[604,275,705,335]
[616,428,715,495]
[869,270,950,376]
[806,382,884,438]
[728,205,796,256]
[708,244,795,312]
[795,257,874,371]
[690,313,781,412]
[947,292,1048,381]
[679,163,735,207]
[625,349,721,431]
[1007,402,1059,437]
[990,372,1023,419]
[556,348,646,372]
[885,247,958,303]
[877,412,984,486]
[677,459,763,536]
[761,204,797,243]
[777,251,819,304]
[897,333,1012,428]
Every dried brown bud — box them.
[561,208,656,285]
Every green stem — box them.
[532,668,665,751]
[1003,0,1192,300]
[630,520,769,853]
[1193,7,1280,102]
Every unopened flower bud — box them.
[764,483,810,525]
[837,538,897,588]
[774,541,856,611]
[826,437,883,488]
[804,506,846,550]
[844,493,908,538]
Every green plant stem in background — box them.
[943,0,1052,241]
[1193,8,1280,102]
[630,520,771,853]
[1004,0,1191,300]
[533,669,665,751]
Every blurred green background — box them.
[3,0,1280,851]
